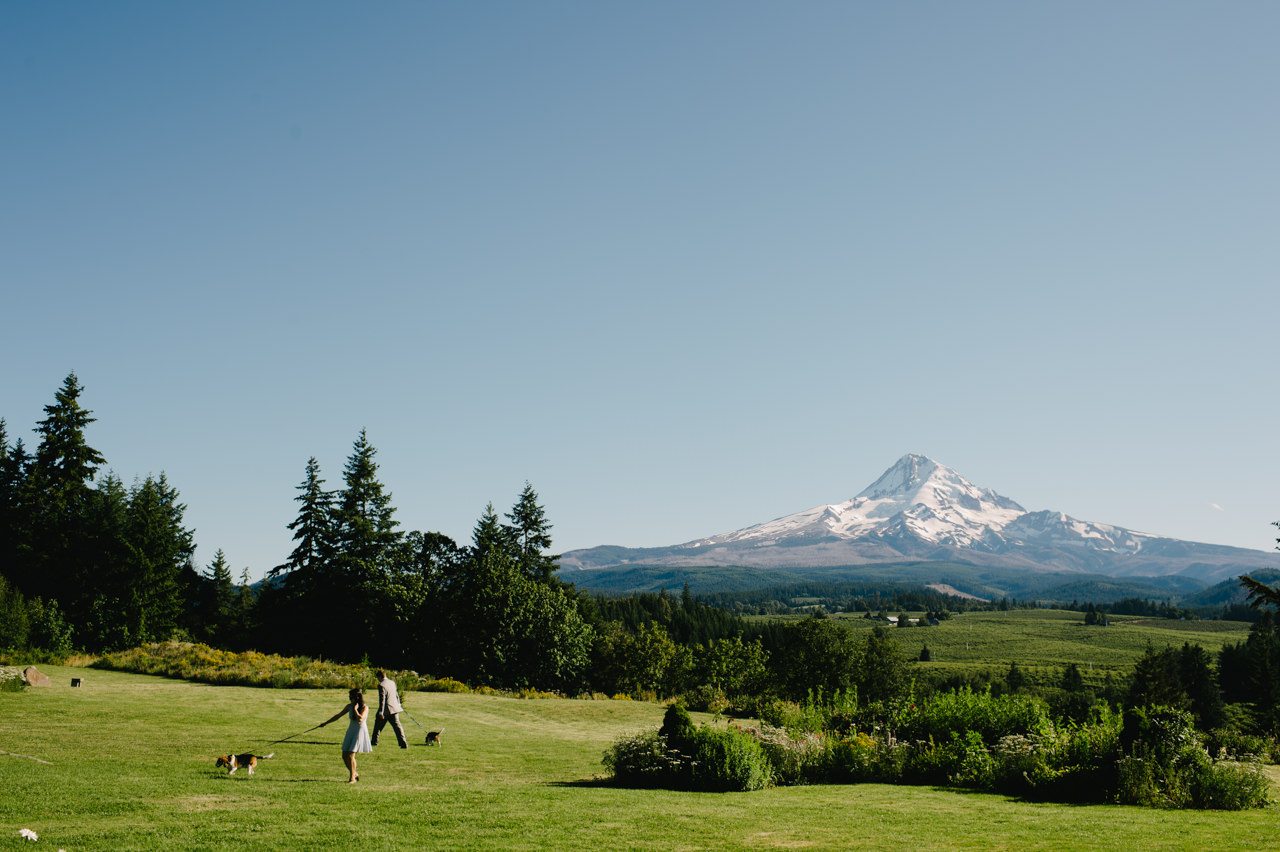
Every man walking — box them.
[372,669,408,749]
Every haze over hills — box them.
[559,455,1280,591]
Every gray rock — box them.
[23,666,51,687]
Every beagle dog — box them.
[216,752,274,775]
[425,728,445,747]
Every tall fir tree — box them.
[202,548,235,643]
[259,456,335,655]
[505,481,558,583]
[122,473,195,644]
[0,422,32,583]
[332,430,401,569]
[274,456,334,582]
[327,430,402,658]
[472,501,513,559]
[20,373,107,602]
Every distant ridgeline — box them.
[561,454,1280,586]
[566,562,1280,621]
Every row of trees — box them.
[1,374,196,651]
[5,374,1280,743]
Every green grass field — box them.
[782,608,1254,687]
[2,664,1278,851]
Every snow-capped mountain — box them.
[691,454,1026,551]
[558,454,1280,583]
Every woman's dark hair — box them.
[349,688,364,706]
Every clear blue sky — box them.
[4,1,1278,580]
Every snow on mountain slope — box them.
[557,453,1280,582]
[684,454,1026,550]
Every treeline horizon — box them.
[4,373,1280,741]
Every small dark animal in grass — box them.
[425,728,445,747]
[216,752,274,775]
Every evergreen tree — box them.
[332,430,400,568]
[1005,661,1028,693]
[1241,533,1280,608]
[504,481,557,582]
[1127,642,1183,709]
[274,456,334,580]
[17,373,107,602]
[1061,662,1085,692]
[33,373,107,493]
[228,567,257,651]
[260,457,336,655]
[1177,642,1225,729]
[0,423,32,582]
[122,473,195,644]
[472,502,513,559]
[329,430,402,655]
[202,548,235,643]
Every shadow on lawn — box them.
[544,778,614,788]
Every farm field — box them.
[772,608,1254,687]
[2,664,1277,851]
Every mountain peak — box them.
[854,454,1025,515]
[558,453,1280,584]
[856,453,943,501]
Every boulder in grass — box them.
[22,666,51,687]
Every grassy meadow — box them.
[2,662,1278,851]
[792,608,1254,687]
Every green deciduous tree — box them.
[697,635,770,696]
[772,618,861,701]
[441,546,593,691]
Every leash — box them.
[400,709,429,732]
[268,722,326,745]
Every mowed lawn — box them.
[1,665,1277,851]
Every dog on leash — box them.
[216,752,274,775]
[425,727,445,747]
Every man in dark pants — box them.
[371,669,408,748]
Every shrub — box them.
[757,689,858,735]
[728,721,826,786]
[603,730,685,788]
[1203,727,1274,762]
[826,732,900,784]
[1190,760,1271,810]
[0,666,26,692]
[686,726,772,792]
[683,684,730,714]
[605,713,771,792]
[901,687,1051,746]
[424,677,471,693]
[1112,706,1265,809]
[659,703,695,745]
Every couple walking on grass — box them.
[319,669,409,782]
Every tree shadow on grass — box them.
[543,778,615,788]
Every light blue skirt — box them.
[342,716,373,753]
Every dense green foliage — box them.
[606,690,1271,809]
[1,375,195,651]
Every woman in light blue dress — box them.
[320,687,373,782]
